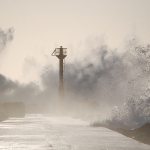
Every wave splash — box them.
[92,39,150,129]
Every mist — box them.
[0,28,14,52]
[0,32,150,128]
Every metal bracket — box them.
[51,49,56,56]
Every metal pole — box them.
[59,47,64,101]
[52,46,67,113]
[56,46,66,109]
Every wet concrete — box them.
[109,123,150,145]
[0,114,150,150]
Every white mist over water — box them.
[91,38,150,129]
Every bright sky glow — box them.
[0,0,150,83]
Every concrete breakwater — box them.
[0,102,25,121]
[106,123,150,145]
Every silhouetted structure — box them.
[52,46,67,109]
[3,102,25,118]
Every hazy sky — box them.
[0,0,150,83]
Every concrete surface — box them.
[0,114,150,150]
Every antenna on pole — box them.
[52,46,67,113]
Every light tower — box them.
[52,46,67,109]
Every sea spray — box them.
[0,34,150,119]
[92,39,150,129]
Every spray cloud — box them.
[0,32,150,126]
